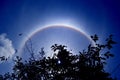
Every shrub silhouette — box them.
[0,35,116,80]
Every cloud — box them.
[0,33,15,58]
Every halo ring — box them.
[19,24,95,54]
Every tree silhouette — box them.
[0,35,117,80]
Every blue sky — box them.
[0,0,120,79]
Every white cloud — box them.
[0,33,15,58]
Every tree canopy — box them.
[0,35,117,80]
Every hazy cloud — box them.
[0,33,15,58]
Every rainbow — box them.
[18,24,95,54]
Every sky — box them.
[0,0,120,79]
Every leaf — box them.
[100,57,106,60]
[104,51,110,58]
[91,34,99,42]
[109,53,114,57]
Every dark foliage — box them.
[0,35,116,80]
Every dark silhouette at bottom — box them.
[0,35,117,80]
